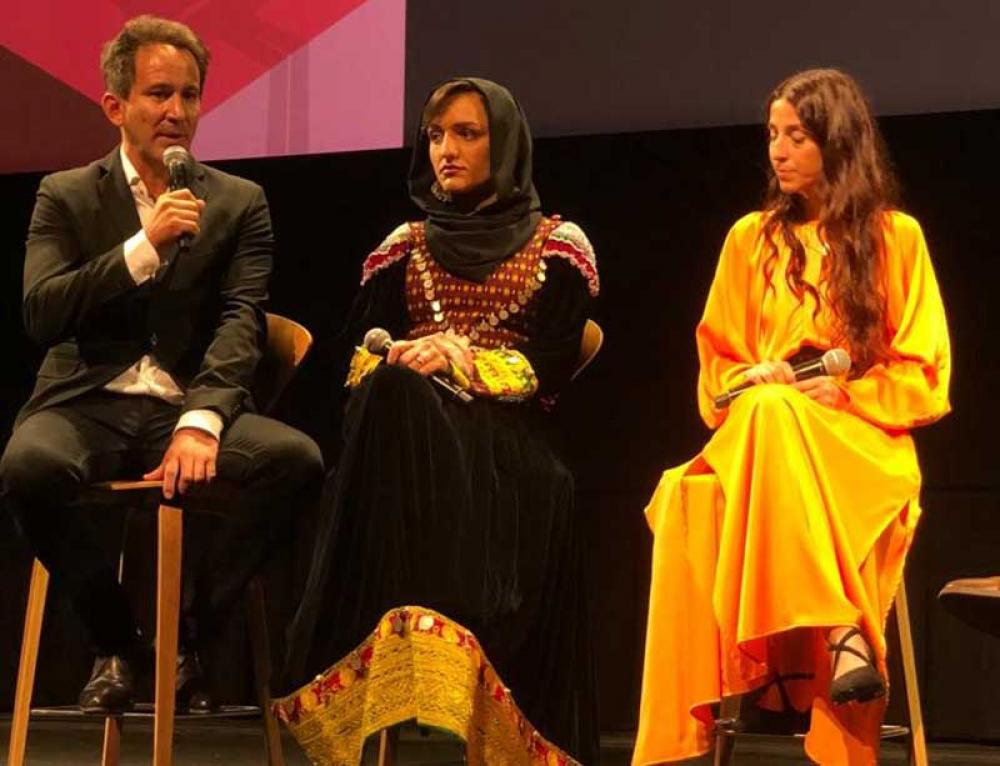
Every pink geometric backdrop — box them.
[1,0,406,174]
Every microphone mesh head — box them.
[363,327,392,354]
[822,348,852,376]
[162,145,191,168]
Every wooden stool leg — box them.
[8,559,50,766]
[894,582,928,766]
[377,726,398,766]
[101,716,123,766]
[153,503,183,766]
[246,577,286,766]
[714,695,741,766]
[100,543,129,766]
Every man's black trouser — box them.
[0,390,323,655]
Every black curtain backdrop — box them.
[0,109,998,742]
[404,1,1000,139]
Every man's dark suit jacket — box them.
[17,147,273,429]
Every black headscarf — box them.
[408,77,542,282]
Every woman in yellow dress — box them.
[633,68,951,765]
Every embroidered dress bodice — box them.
[404,217,560,349]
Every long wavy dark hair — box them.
[762,68,898,374]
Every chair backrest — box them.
[253,313,314,414]
[572,319,604,381]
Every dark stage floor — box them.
[2,718,999,765]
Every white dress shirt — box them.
[103,147,224,440]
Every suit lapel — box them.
[96,148,143,248]
[154,161,211,290]
[171,161,209,265]
[190,161,209,204]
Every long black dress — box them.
[285,216,600,764]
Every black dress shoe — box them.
[79,655,135,714]
[176,651,215,714]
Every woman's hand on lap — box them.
[387,336,454,377]
[793,376,849,408]
[428,330,474,377]
[744,360,795,385]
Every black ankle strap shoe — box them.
[828,628,886,705]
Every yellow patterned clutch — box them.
[467,348,538,401]
[272,606,578,766]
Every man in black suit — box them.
[0,16,323,713]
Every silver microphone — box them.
[162,145,195,253]
[362,327,393,355]
[713,348,851,409]
[363,327,473,403]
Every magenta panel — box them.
[0,0,405,172]
[194,0,406,160]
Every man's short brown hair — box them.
[100,15,210,97]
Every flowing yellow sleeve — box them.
[695,214,762,429]
[842,213,951,429]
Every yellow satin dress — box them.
[633,211,951,765]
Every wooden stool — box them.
[7,313,311,766]
[8,482,286,766]
[713,581,928,765]
[939,576,1000,638]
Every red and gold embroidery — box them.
[272,606,579,766]
[360,223,411,286]
[405,217,561,349]
[543,221,600,297]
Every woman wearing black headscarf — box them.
[278,79,599,765]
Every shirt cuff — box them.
[123,229,161,285]
[174,409,224,441]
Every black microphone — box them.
[162,145,195,254]
[713,348,851,409]
[363,327,473,404]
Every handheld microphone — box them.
[713,348,851,409]
[162,145,195,254]
[363,327,473,404]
